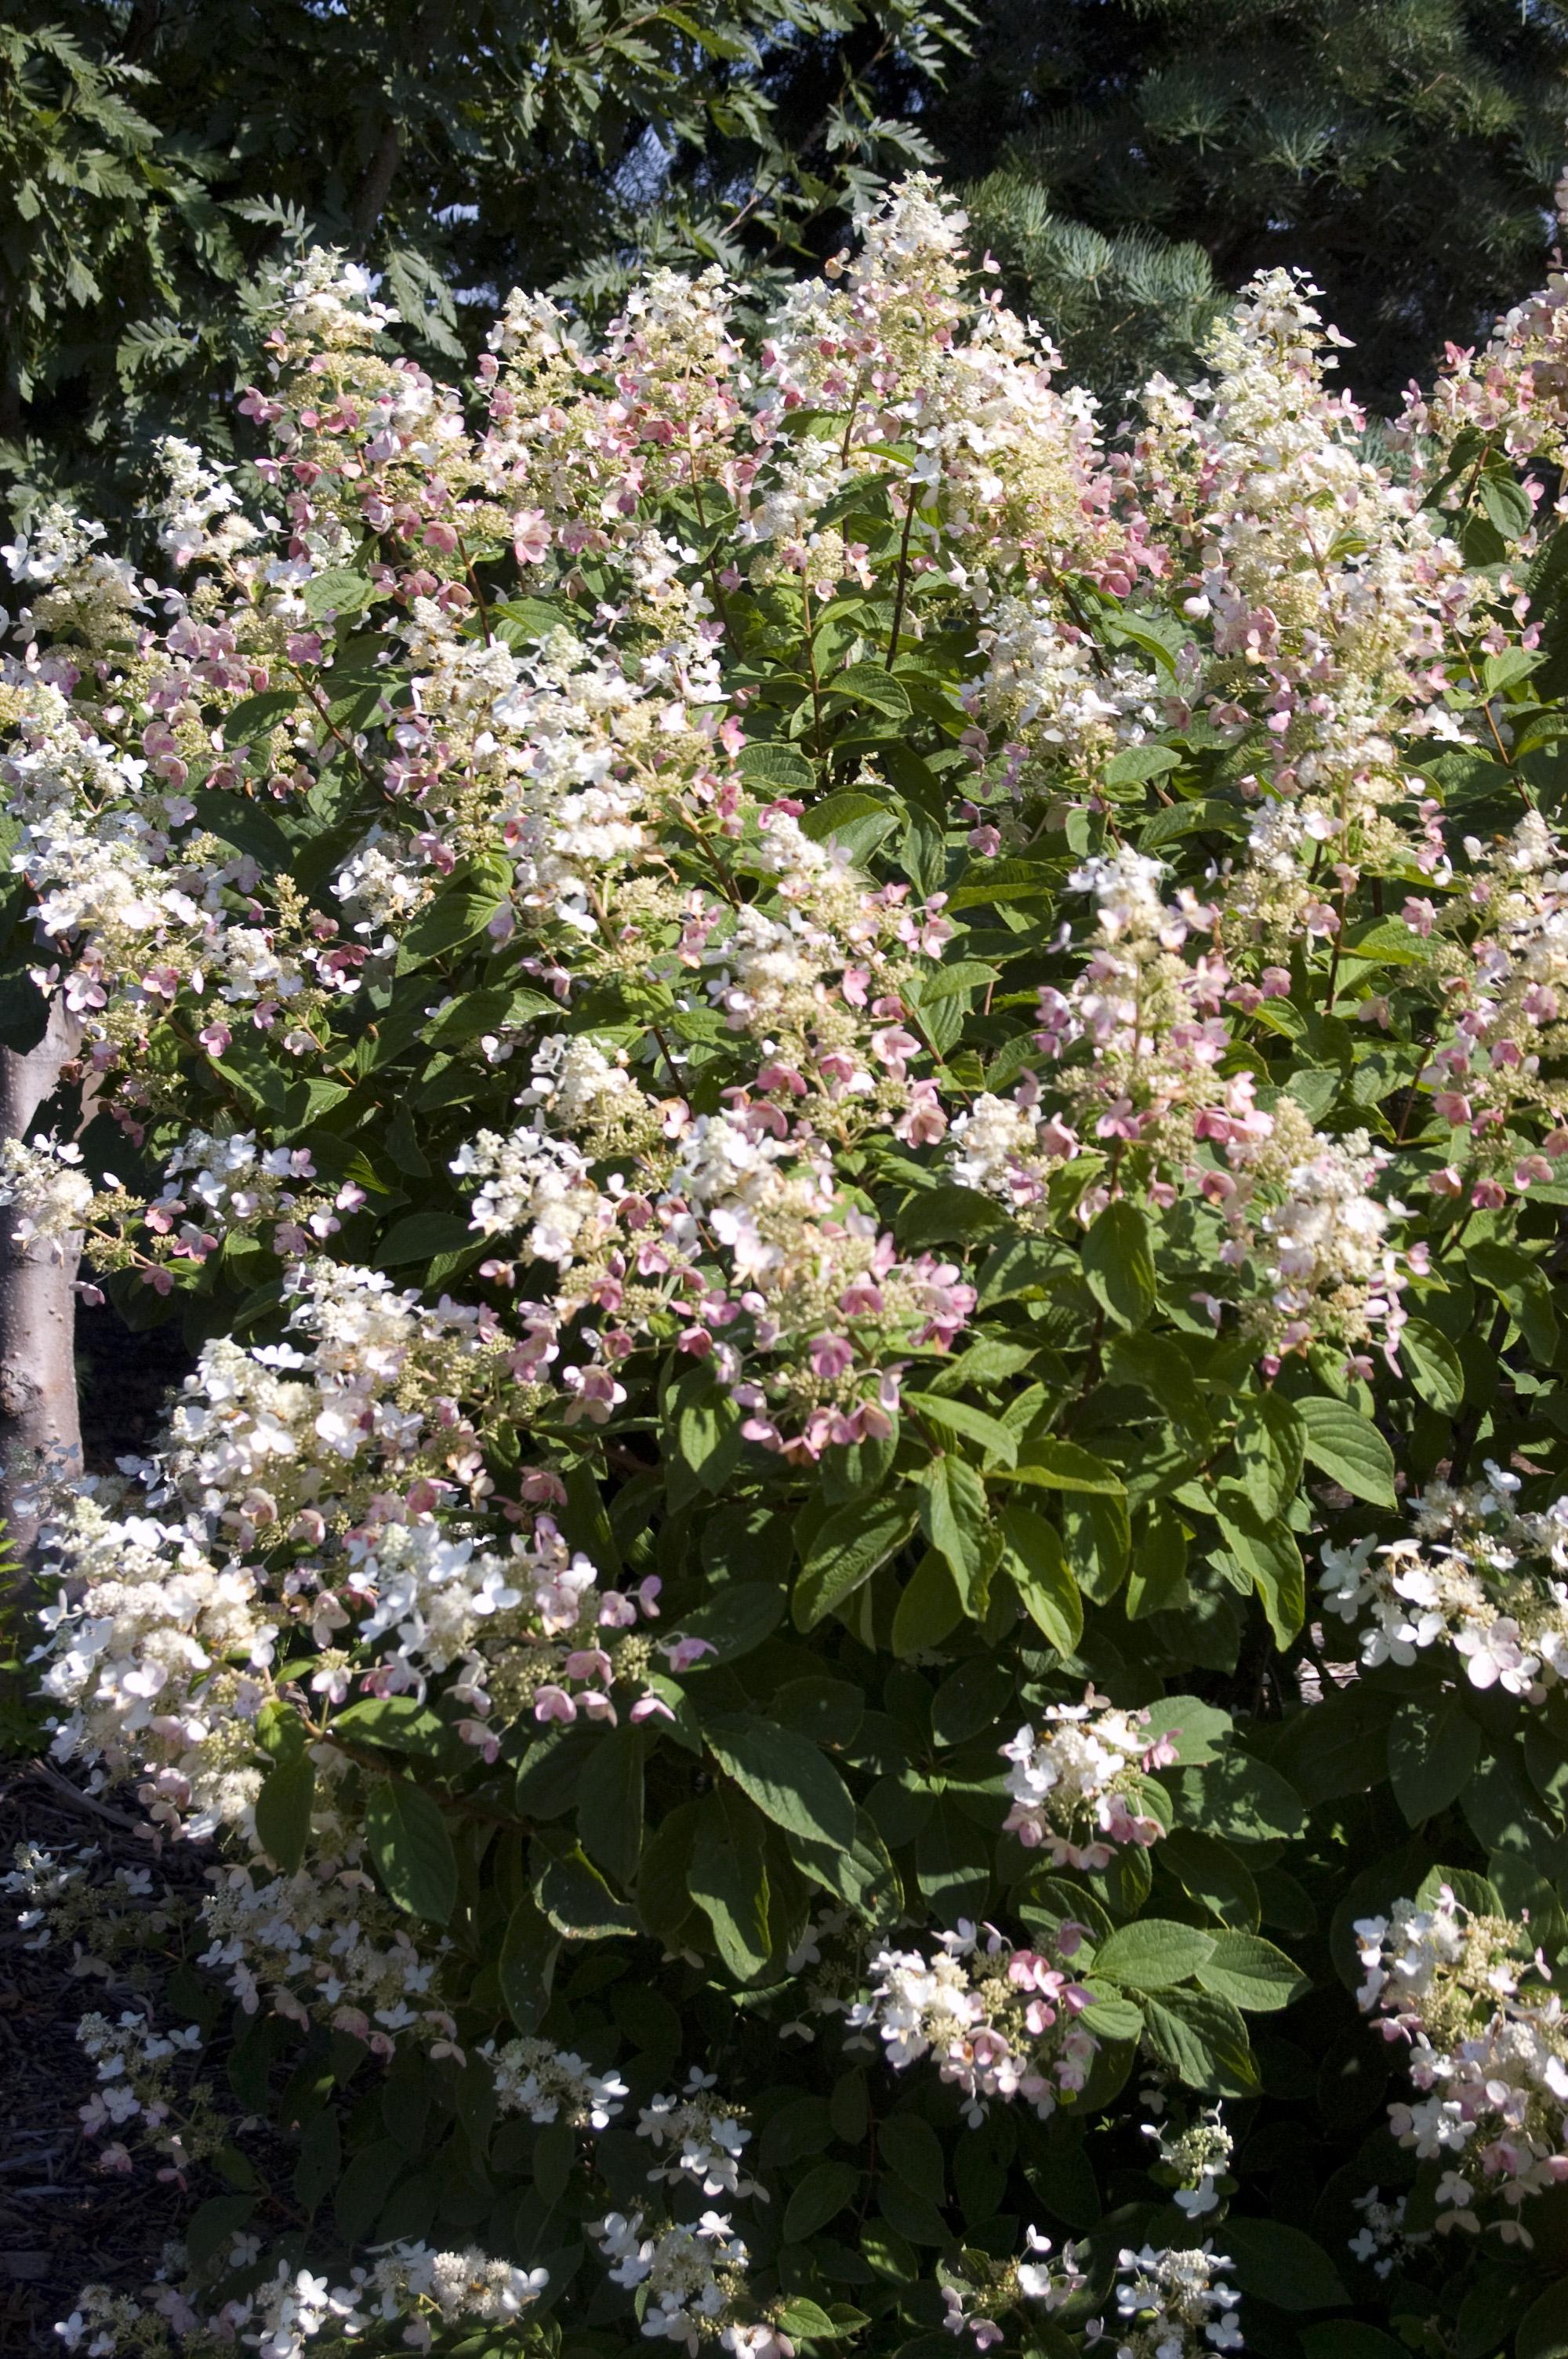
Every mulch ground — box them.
[0,1304,199,2348]
[0,1757,204,2354]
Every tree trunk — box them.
[0,1004,84,1554]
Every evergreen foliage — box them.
[0,1,966,520]
[934,0,1568,406]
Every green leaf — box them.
[1229,1395,1304,1522]
[372,1209,474,1267]
[1140,1986,1258,2095]
[365,1776,457,1925]
[577,1725,644,1888]
[1170,1755,1305,1845]
[1194,1931,1308,2012]
[394,881,509,972]
[253,1751,315,1876]
[1214,1501,1305,1648]
[534,1838,637,1939]
[186,2192,257,2272]
[794,1493,918,1630]
[999,1503,1083,1654]
[1295,1394,1398,1506]
[1003,1438,1125,1496]
[300,566,375,618]
[330,1698,446,1754]
[1081,1199,1156,1329]
[221,688,299,741]
[1519,2278,1568,2359]
[1478,472,1535,541]
[1300,2329,1403,2359]
[913,1455,993,1606]
[1102,744,1181,787]
[782,2159,861,2242]
[891,1548,964,1656]
[704,1717,857,1855]
[498,1892,557,2034]
[1401,1317,1465,1414]
[1094,1918,1215,1991]
[1388,1692,1481,1824]
[688,1789,771,1980]
[676,1583,786,1665]
[1160,1829,1260,1930]
[906,1390,1018,1466]
[738,740,815,791]
[333,2139,405,2246]
[1223,2220,1348,2311]
[826,660,911,718]
[1125,1506,1189,1619]
[879,2113,944,2203]
[668,1362,745,1496]
[798,790,899,863]
[775,2295,865,2341]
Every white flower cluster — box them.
[35,1497,278,1840]
[1347,2185,1432,2280]
[1102,2243,1243,2358]
[58,2238,547,2358]
[486,2032,630,2128]
[847,1921,1098,2125]
[1142,2105,1233,2218]
[2,1839,169,1980]
[1356,1885,1568,2238]
[594,2210,786,2357]
[940,2226,1088,2348]
[0,1135,113,1259]
[74,2007,204,2179]
[638,2068,761,2201]
[198,1859,452,2052]
[1321,1463,1568,1697]
[1254,1130,1401,1358]
[151,436,257,572]
[999,1693,1172,1869]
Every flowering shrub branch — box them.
[9,172,1568,2359]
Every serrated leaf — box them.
[1295,1394,1398,1506]
[688,1789,771,1980]
[999,1502,1083,1654]
[891,1548,964,1656]
[1194,1931,1308,2011]
[1003,1438,1125,1496]
[906,1390,1018,1465]
[704,1717,856,1856]
[1081,1199,1155,1329]
[365,1776,457,1925]
[300,566,374,619]
[782,2159,860,2241]
[826,660,911,718]
[1140,1986,1258,2095]
[1223,2219,1347,2311]
[1388,1692,1480,1824]
[1401,1317,1465,1414]
[1094,1918,1215,1990]
[913,1455,993,1607]
[253,1751,314,1876]
[794,1493,918,1630]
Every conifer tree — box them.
[933,0,1568,408]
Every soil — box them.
[0,1758,205,2354]
[75,1296,194,1473]
[0,1300,197,2350]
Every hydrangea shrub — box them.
[9,177,1568,2359]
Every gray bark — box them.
[0,1002,84,1553]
